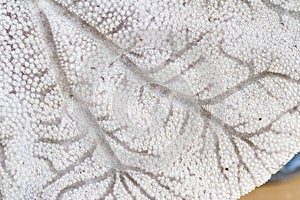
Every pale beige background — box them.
[241,174,300,200]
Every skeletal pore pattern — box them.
[0,0,300,199]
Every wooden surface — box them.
[241,174,300,200]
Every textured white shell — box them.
[1,0,300,199]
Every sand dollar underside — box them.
[1,0,300,199]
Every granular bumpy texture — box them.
[1,0,300,199]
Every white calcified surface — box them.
[1,0,300,199]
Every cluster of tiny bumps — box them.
[0,0,300,199]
